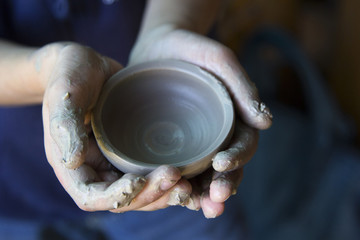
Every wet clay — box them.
[92,60,234,177]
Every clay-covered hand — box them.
[129,27,272,217]
[186,120,259,218]
[38,43,190,212]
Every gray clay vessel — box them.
[92,59,234,178]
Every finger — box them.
[43,45,122,169]
[185,168,212,211]
[166,179,191,206]
[71,170,146,211]
[186,192,201,211]
[209,168,244,203]
[185,177,203,211]
[48,100,89,169]
[136,178,192,211]
[58,132,120,182]
[200,192,225,219]
[202,47,273,130]
[212,121,259,172]
[55,160,146,211]
[111,165,181,213]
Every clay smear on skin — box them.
[50,91,88,168]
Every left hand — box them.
[129,26,272,218]
[40,43,190,213]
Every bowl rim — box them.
[91,59,235,175]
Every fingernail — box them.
[204,211,218,219]
[212,148,239,172]
[167,190,190,206]
[200,193,219,219]
[213,156,232,172]
[204,212,218,219]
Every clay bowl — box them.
[92,59,234,178]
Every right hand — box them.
[35,42,191,212]
[129,27,272,217]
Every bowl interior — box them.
[99,66,232,167]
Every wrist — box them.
[0,41,68,105]
[0,40,39,105]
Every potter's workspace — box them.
[0,0,359,239]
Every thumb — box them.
[132,30,272,129]
[43,45,122,169]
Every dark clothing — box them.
[0,1,246,239]
[1,1,359,240]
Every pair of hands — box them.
[39,28,272,218]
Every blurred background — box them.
[217,0,360,143]
[213,0,360,239]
